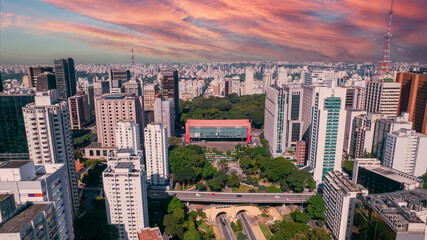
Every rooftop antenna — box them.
[375,0,395,82]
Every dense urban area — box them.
[1,0,427,240]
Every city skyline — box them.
[1,0,427,64]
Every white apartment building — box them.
[144,123,169,186]
[364,80,401,118]
[0,161,74,240]
[372,113,413,160]
[276,66,288,87]
[383,129,427,177]
[348,113,383,158]
[154,98,175,137]
[22,90,79,214]
[0,202,60,240]
[264,85,288,158]
[231,76,241,96]
[106,148,143,170]
[262,71,273,93]
[103,162,149,240]
[115,120,141,151]
[308,87,347,182]
[323,171,368,240]
[244,68,254,95]
[343,109,367,153]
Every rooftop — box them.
[365,190,427,232]
[325,171,363,193]
[0,161,30,169]
[363,165,422,186]
[138,227,162,240]
[187,119,251,127]
[0,193,13,202]
[104,94,125,99]
[0,203,50,233]
[115,162,133,169]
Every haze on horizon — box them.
[0,0,426,64]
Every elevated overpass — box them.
[164,190,315,204]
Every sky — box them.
[0,0,426,64]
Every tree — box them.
[423,172,427,189]
[305,194,326,220]
[164,214,184,239]
[343,160,355,176]
[230,222,238,232]
[308,228,331,240]
[267,185,282,193]
[291,209,311,224]
[167,197,185,213]
[183,230,202,240]
[237,219,243,231]
[237,232,248,240]
[227,172,240,188]
[271,220,310,240]
[218,160,228,171]
[175,167,196,186]
[268,158,296,182]
[202,162,216,179]
[168,136,182,147]
[239,157,251,170]
[196,182,206,191]
[74,150,83,160]
[173,208,185,223]
[285,171,316,193]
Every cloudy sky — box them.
[0,0,426,64]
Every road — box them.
[167,191,314,204]
[217,213,236,240]
[237,212,256,240]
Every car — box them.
[274,195,280,199]
[236,194,243,197]
[211,193,216,196]
[196,193,201,197]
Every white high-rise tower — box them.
[22,90,79,214]
[115,119,141,151]
[144,123,169,186]
[244,68,254,95]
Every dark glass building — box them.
[54,58,76,99]
[36,72,56,92]
[0,93,35,154]
[161,69,179,122]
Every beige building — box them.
[94,94,144,148]
[143,83,159,111]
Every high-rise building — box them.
[276,66,288,87]
[244,68,254,95]
[308,87,347,182]
[154,98,175,137]
[22,90,79,214]
[84,85,95,115]
[108,69,130,90]
[295,140,308,166]
[0,193,16,223]
[93,80,110,96]
[106,148,143,170]
[352,190,427,239]
[143,83,159,111]
[0,202,60,240]
[0,92,35,154]
[94,94,144,148]
[26,66,53,88]
[160,69,179,121]
[115,120,141,151]
[231,76,241,96]
[323,171,367,240]
[264,85,287,157]
[382,129,427,177]
[284,85,304,146]
[68,95,90,129]
[396,72,427,134]
[103,162,149,239]
[364,80,401,117]
[54,58,76,99]
[301,85,315,138]
[123,78,142,96]
[36,72,56,92]
[343,109,367,154]
[262,71,273,93]
[144,123,169,186]
[352,158,423,194]
[372,113,412,160]
[0,161,74,239]
[349,113,382,158]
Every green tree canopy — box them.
[167,197,185,214]
[305,194,326,220]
